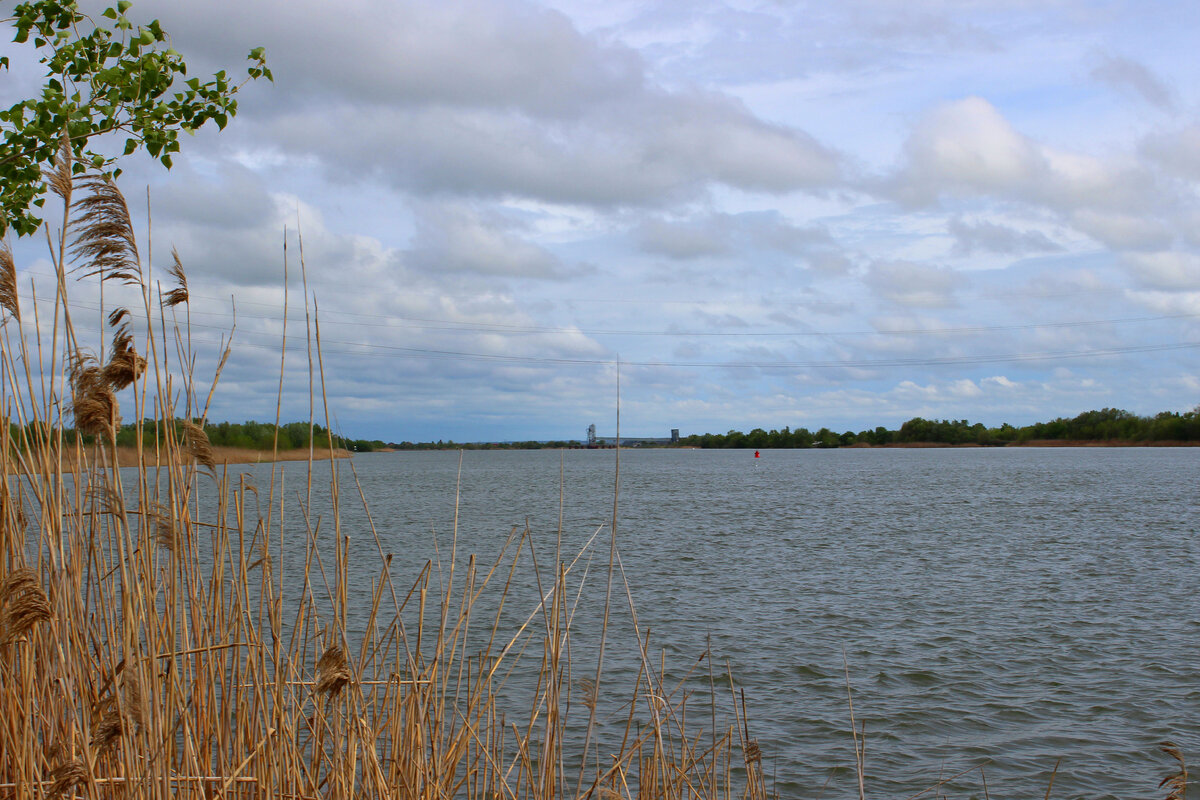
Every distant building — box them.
[671,428,680,443]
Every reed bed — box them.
[3,163,1191,800]
[0,165,767,799]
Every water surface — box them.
[270,447,1200,798]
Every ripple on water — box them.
[306,447,1199,799]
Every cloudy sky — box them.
[4,0,1200,442]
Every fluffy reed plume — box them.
[0,567,52,641]
[147,503,177,554]
[576,676,598,712]
[47,760,88,800]
[69,352,118,437]
[90,707,123,752]
[315,644,352,697]
[44,131,73,204]
[69,175,140,284]
[122,672,147,731]
[163,247,189,307]
[0,491,27,534]
[4,169,785,800]
[0,238,18,321]
[86,483,124,515]
[182,419,216,472]
[1160,742,1188,800]
[102,322,146,391]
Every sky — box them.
[3,0,1200,442]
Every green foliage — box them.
[667,406,1200,450]
[1,0,271,235]
[28,408,1200,454]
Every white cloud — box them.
[636,211,840,264]
[1142,125,1200,182]
[1089,52,1174,110]
[7,0,1200,440]
[1123,251,1200,290]
[890,97,1045,205]
[887,97,1159,215]
[948,217,1062,255]
[1070,210,1173,251]
[949,378,984,397]
[637,218,730,259]
[405,204,572,278]
[868,260,965,308]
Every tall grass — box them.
[0,165,767,798]
[3,164,1190,800]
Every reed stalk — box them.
[0,172,762,799]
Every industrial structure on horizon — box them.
[584,424,680,447]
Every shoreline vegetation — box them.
[2,8,1190,797]
[21,408,1200,461]
[382,406,1200,450]
[2,144,776,799]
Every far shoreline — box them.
[382,439,1199,451]
[853,439,1200,449]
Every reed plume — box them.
[69,351,118,437]
[0,567,51,641]
[1161,742,1188,800]
[315,644,352,697]
[69,175,140,284]
[182,419,216,473]
[0,491,26,535]
[102,321,146,391]
[87,483,124,515]
[146,503,177,554]
[44,131,73,204]
[90,707,123,752]
[2,170,779,800]
[163,247,189,307]
[0,239,18,321]
[47,760,88,800]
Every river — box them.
[242,446,1199,799]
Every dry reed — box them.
[0,567,51,641]
[0,239,18,321]
[1161,742,1188,800]
[0,169,768,800]
[163,247,189,308]
[3,168,1182,800]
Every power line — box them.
[15,283,1200,339]
[177,326,1200,370]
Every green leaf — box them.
[1,0,272,235]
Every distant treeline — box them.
[17,408,1198,453]
[684,407,1200,448]
[387,406,1200,450]
[11,419,389,453]
[188,420,388,453]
